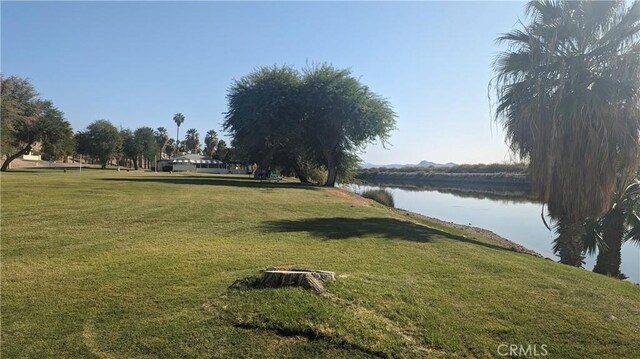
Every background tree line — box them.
[1,75,229,170]
[74,122,231,169]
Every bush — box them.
[361,189,395,207]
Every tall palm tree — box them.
[581,176,640,278]
[184,128,201,153]
[173,113,185,157]
[493,1,640,266]
[204,129,219,158]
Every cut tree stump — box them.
[258,269,336,294]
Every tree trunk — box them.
[556,218,585,266]
[324,153,337,187]
[131,156,139,170]
[593,215,624,278]
[1,144,33,171]
[325,166,338,187]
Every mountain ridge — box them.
[360,160,457,169]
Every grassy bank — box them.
[1,171,639,358]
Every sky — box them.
[2,1,528,165]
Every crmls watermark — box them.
[497,344,548,357]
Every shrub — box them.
[361,189,395,207]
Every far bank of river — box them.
[344,183,640,283]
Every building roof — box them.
[170,154,223,164]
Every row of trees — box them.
[72,121,231,169]
[493,1,640,277]
[167,124,229,159]
[224,64,396,186]
[1,76,230,171]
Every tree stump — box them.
[258,269,336,294]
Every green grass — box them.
[1,170,639,358]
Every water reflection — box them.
[357,181,537,204]
[344,182,639,283]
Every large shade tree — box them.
[77,120,121,169]
[224,64,396,186]
[224,66,306,174]
[493,1,640,266]
[300,65,396,186]
[1,75,41,171]
[1,76,73,171]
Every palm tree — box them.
[204,129,219,158]
[493,1,640,266]
[173,113,185,157]
[165,138,176,159]
[215,139,229,160]
[184,128,200,153]
[581,176,640,278]
[155,127,169,159]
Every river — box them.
[345,183,640,283]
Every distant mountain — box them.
[360,161,457,169]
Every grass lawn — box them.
[1,170,639,358]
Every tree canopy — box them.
[184,128,201,153]
[77,120,121,168]
[120,129,138,170]
[300,64,396,186]
[215,139,229,160]
[135,127,160,163]
[155,127,170,159]
[224,64,396,186]
[204,129,219,158]
[173,113,185,153]
[38,101,74,162]
[1,75,74,171]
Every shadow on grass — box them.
[263,217,514,252]
[1,168,86,173]
[100,176,318,190]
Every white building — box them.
[168,154,227,173]
[22,151,41,161]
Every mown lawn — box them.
[1,170,639,358]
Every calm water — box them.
[346,184,640,283]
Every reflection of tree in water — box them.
[354,180,538,205]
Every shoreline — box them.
[392,207,543,257]
[334,186,543,257]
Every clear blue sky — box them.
[2,1,527,165]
